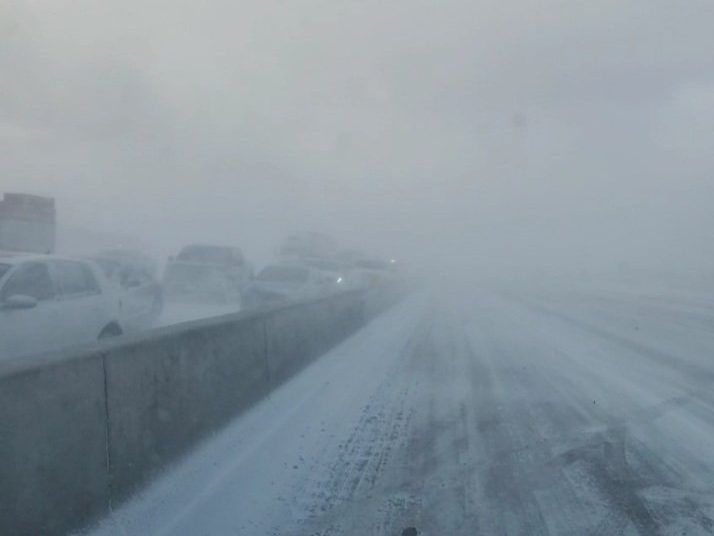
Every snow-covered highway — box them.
[86,286,714,535]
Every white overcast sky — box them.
[2,0,713,274]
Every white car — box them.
[0,252,123,360]
[241,264,325,309]
[163,244,253,303]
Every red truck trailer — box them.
[0,193,56,253]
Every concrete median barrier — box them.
[264,291,364,383]
[0,353,109,536]
[103,313,269,502]
[0,288,400,535]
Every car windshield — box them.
[257,265,309,283]
[177,246,233,264]
[166,263,219,282]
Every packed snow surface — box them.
[84,286,714,535]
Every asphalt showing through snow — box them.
[86,287,714,535]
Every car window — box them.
[1,262,55,301]
[165,263,219,282]
[55,261,100,296]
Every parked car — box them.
[91,249,163,331]
[0,252,123,360]
[241,264,324,309]
[163,244,253,303]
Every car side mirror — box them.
[2,294,39,310]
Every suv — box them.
[0,252,123,360]
[163,244,253,303]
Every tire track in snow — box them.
[287,319,429,535]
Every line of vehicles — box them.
[0,196,401,360]
[164,232,400,309]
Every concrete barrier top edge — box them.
[0,289,366,380]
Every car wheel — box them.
[98,323,123,339]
